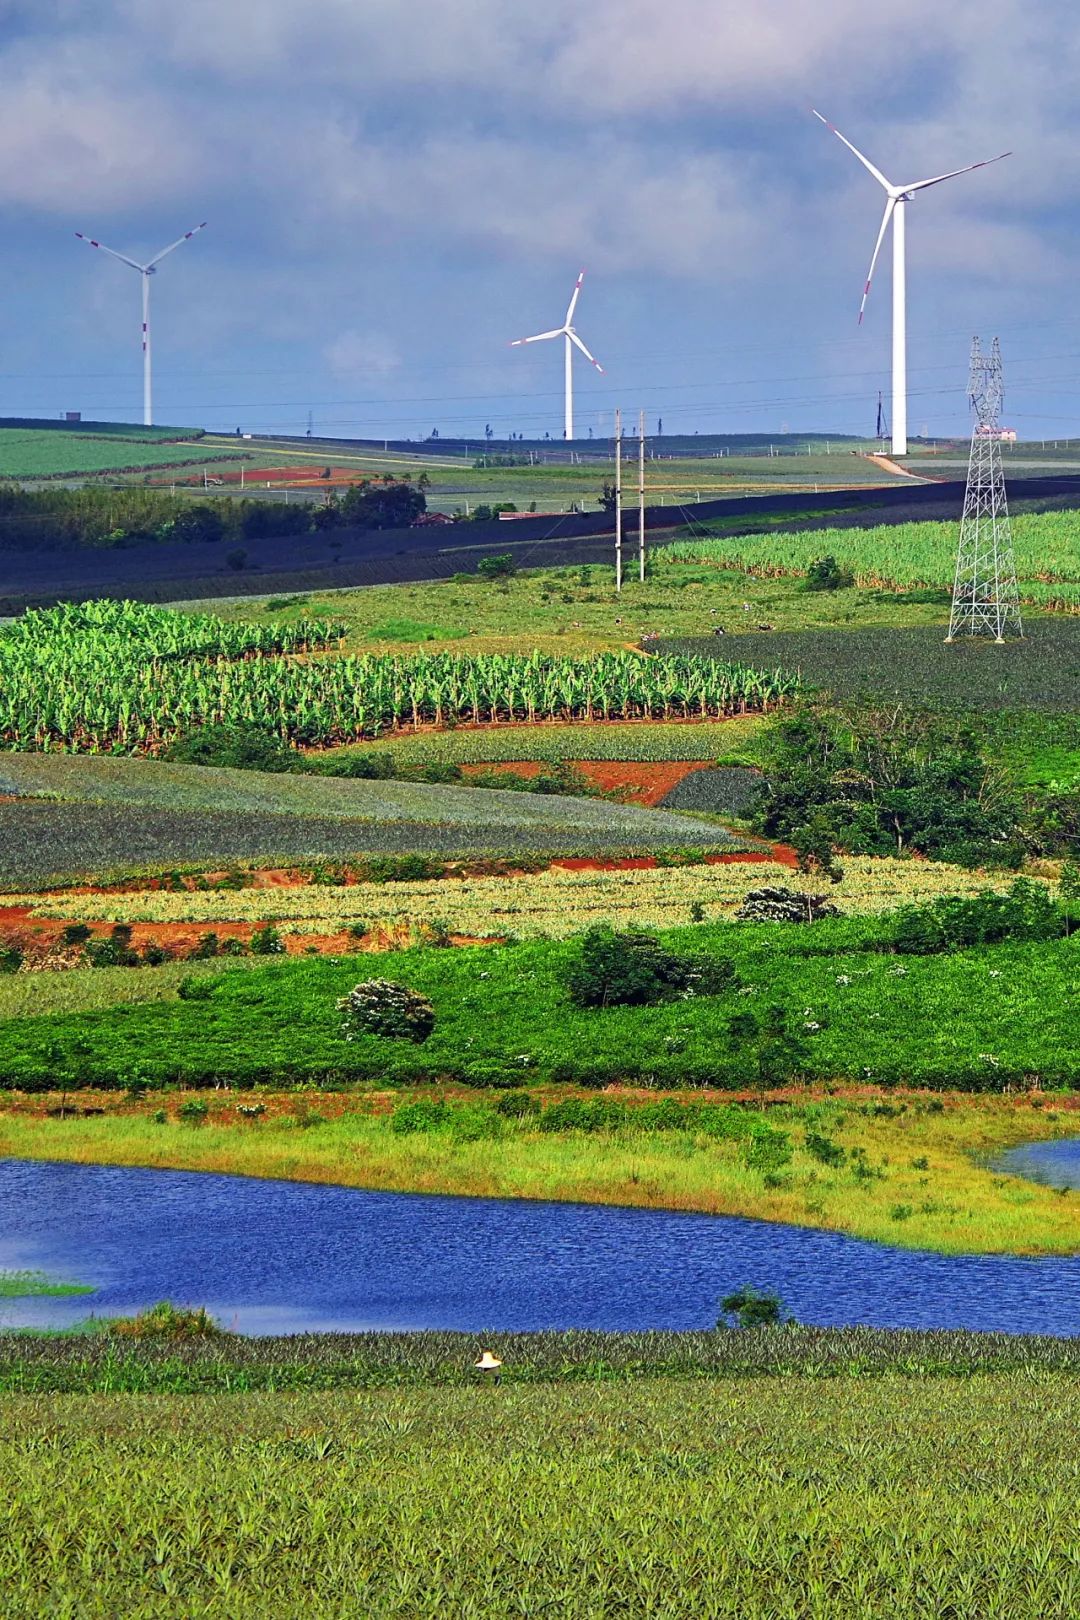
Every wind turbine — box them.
[813,112,1009,456]
[75,222,208,427]
[510,270,604,441]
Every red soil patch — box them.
[459,758,704,807]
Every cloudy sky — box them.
[0,0,1076,441]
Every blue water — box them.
[996,1137,1080,1190]
[4,1155,1080,1336]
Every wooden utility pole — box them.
[638,409,646,582]
[614,407,623,593]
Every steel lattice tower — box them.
[946,337,1022,642]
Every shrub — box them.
[494,1090,542,1118]
[60,923,92,947]
[108,1301,221,1338]
[187,932,220,960]
[338,980,436,1043]
[250,924,285,956]
[225,547,247,571]
[84,925,139,968]
[804,1131,846,1169]
[0,946,23,974]
[565,925,736,1009]
[735,886,842,923]
[163,722,297,774]
[178,1099,209,1126]
[476,553,516,579]
[176,976,215,1002]
[718,1287,792,1329]
[389,1098,449,1134]
[805,555,854,592]
[891,880,1062,955]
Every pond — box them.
[4,1155,1080,1336]
[996,1136,1080,1191]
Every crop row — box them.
[662,509,1080,603]
[20,857,1046,938]
[1,597,343,665]
[0,627,797,750]
[0,427,240,478]
[4,1377,1080,1615]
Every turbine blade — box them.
[146,221,208,268]
[900,153,1011,193]
[74,232,143,272]
[859,196,896,324]
[509,328,565,346]
[564,268,585,327]
[568,330,604,372]
[812,109,892,191]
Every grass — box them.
[0,916,1074,1095]
[202,561,960,658]
[5,1375,1080,1614]
[662,619,1080,712]
[0,1270,92,1298]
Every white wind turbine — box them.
[813,112,1009,456]
[75,222,208,427]
[510,269,604,441]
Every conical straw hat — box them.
[475,1350,503,1370]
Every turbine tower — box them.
[813,112,1009,457]
[75,222,207,426]
[946,337,1021,643]
[510,270,604,441]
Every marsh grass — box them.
[1,1089,1078,1255]
[0,1270,93,1298]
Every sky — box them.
[0,0,1078,443]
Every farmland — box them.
[662,619,1080,712]
[10,854,1046,943]
[6,1373,1080,1616]
[0,598,796,751]
[663,508,1080,610]
[0,426,242,480]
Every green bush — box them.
[891,880,1064,955]
[805,555,854,592]
[565,926,736,1009]
[249,924,285,957]
[177,1099,209,1126]
[162,722,298,774]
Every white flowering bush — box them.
[338,979,435,1043]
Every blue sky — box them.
[0,0,1076,441]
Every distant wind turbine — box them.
[510,270,604,441]
[75,222,208,427]
[813,111,1009,456]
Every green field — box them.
[663,509,1080,609]
[3,1372,1080,1614]
[0,912,1074,1093]
[0,428,243,479]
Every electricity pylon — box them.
[946,337,1022,642]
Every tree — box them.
[598,481,617,514]
[339,479,426,529]
[805,554,854,591]
[717,1286,792,1329]
[754,703,1021,867]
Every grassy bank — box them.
[5,1375,1080,1615]
[1,1088,1077,1255]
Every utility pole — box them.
[946,337,1022,643]
[638,409,646,582]
[614,407,623,594]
